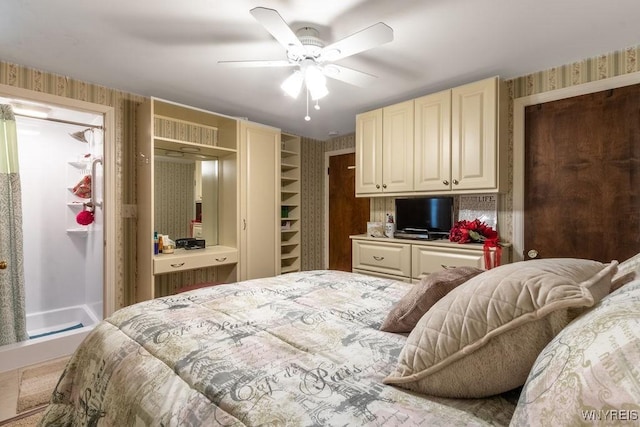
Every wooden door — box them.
[329,153,370,271]
[524,84,640,262]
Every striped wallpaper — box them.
[2,43,639,307]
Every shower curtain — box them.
[0,104,27,345]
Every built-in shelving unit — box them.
[280,133,301,273]
[136,97,240,302]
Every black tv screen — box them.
[395,197,453,234]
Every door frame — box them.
[512,71,640,262]
[0,83,117,317]
[324,148,357,269]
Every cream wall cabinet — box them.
[356,76,507,197]
[414,90,452,192]
[280,133,301,274]
[351,235,511,282]
[450,77,506,192]
[136,97,239,302]
[239,121,281,280]
[356,100,414,195]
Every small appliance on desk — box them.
[393,196,453,240]
[176,238,206,250]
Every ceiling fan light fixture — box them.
[281,70,304,98]
[304,65,328,100]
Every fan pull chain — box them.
[305,88,311,121]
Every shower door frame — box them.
[0,83,117,317]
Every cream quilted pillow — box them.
[383,258,618,398]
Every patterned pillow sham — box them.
[380,266,484,333]
[384,258,618,398]
[511,279,640,426]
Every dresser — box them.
[351,235,511,283]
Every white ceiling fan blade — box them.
[250,7,303,50]
[320,22,393,62]
[217,60,296,68]
[323,64,378,87]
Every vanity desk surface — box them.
[153,245,238,275]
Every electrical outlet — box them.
[121,204,137,218]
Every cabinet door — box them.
[382,100,414,193]
[414,90,451,192]
[355,109,383,194]
[451,77,498,191]
[239,121,281,280]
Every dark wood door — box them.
[329,153,370,271]
[524,84,640,262]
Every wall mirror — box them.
[154,148,219,247]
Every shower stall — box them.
[0,95,109,372]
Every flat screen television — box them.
[394,197,453,239]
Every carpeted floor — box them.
[0,408,45,427]
[0,357,69,426]
[16,357,68,414]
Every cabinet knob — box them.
[373,256,385,261]
[382,184,387,189]
[527,249,539,259]
[442,180,449,186]
[215,257,227,262]
[0,261,6,270]
[376,184,380,189]
[452,179,459,185]
[170,262,185,268]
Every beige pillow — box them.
[610,252,640,292]
[383,258,618,398]
[380,266,484,333]
[511,278,640,426]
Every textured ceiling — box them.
[1,0,639,140]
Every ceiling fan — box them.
[219,7,394,103]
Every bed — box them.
[40,270,518,426]
[40,257,640,426]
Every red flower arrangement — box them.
[449,219,502,269]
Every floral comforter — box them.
[40,270,516,426]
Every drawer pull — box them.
[373,256,385,261]
[170,262,185,268]
[215,257,227,262]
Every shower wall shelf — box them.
[68,160,90,169]
[66,228,89,236]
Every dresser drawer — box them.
[352,240,411,277]
[412,245,484,278]
[154,246,238,274]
